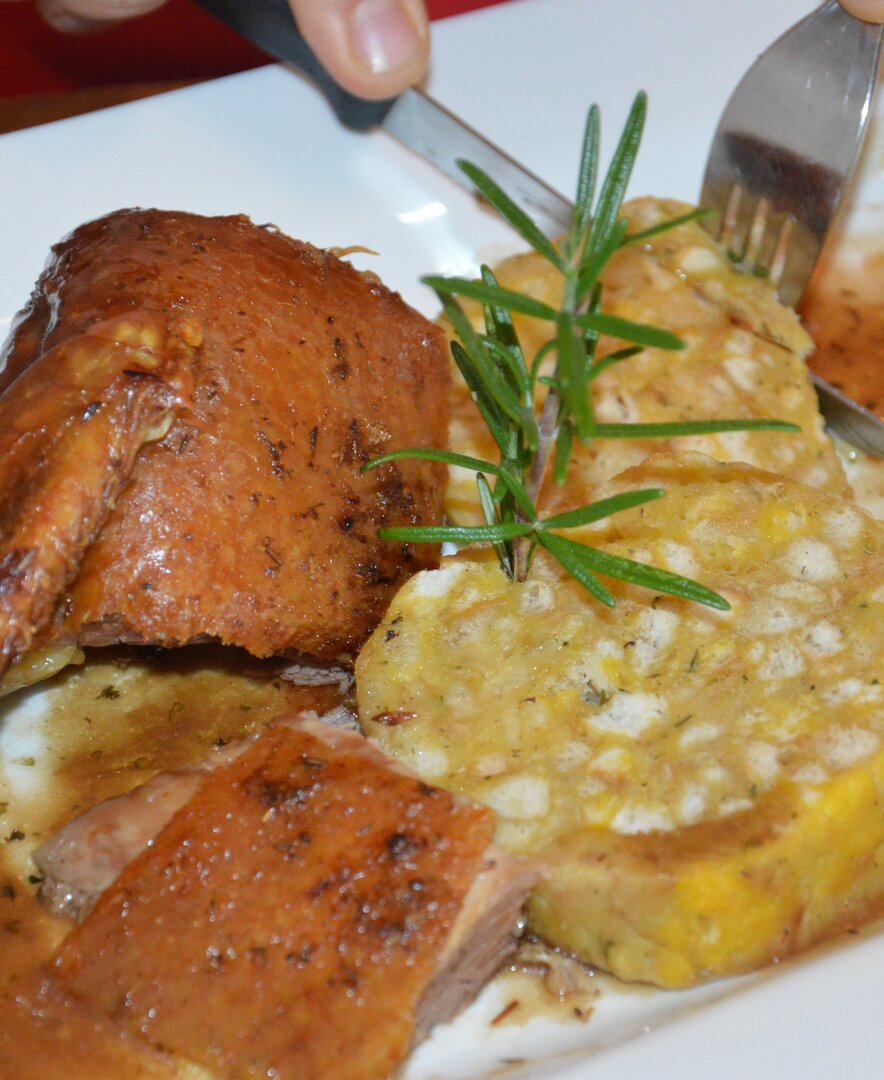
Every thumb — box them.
[290,0,430,101]
[839,0,884,23]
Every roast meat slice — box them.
[50,715,535,1080]
[0,209,450,669]
[0,315,196,678]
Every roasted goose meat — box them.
[0,315,195,681]
[0,209,449,677]
[49,714,535,1080]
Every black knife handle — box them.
[193,0,396,130]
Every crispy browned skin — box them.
[1,209,449,663]
[0,978,186,1080]
[53,717,531,1080]
[0,315,196,678]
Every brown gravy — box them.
[800,252,884,417]
[490,940,602,1028]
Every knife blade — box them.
[192,0,573,238]
[812,373,884,458]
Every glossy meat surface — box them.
[0,209,449,664]
[53,716,532,1080]
[0,315,196,678]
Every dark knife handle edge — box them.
[193,0,396,129]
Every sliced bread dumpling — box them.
[446,197,850,527]
[358,452,884,988]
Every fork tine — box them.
[742,195,770,269]
[765,215,794,287]
[716,183,768,272]
[722,185,796,288]
[716,182,743,254]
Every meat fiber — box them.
[0,210,450,676]
[34,769,205,922]
[49,715,535,1080]
[35,715,299,921]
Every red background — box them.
[0,0,505,97]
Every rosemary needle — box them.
[364,91,799,611]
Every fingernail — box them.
[37,0,108,32]
[350,0,425,75]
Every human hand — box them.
[839,0,884,23]
[9,0,431,100]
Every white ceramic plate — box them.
[2,1,883,1077]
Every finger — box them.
[291,0,430,101]
[839,0,884,23]
[37,0,166,32]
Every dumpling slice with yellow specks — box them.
[357,451,884,989]
[445,197,851,528]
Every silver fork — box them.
[701,0,884,456]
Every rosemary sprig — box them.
[364,91,799,611]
